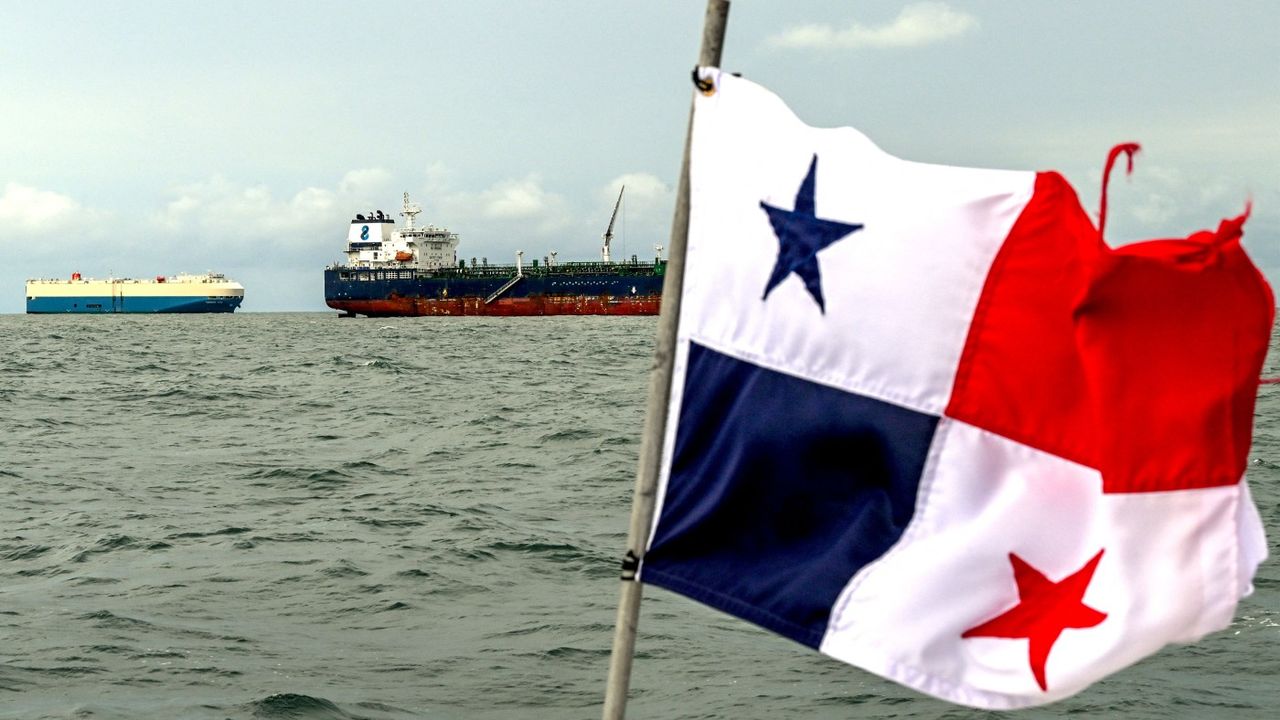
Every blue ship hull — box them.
[26,295,243,314]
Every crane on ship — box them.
[601,186,624,263]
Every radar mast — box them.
[400,192,422,231]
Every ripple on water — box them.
[247,693,368,720]
[0,314,1273,720]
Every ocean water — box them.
[0,313,1275,720]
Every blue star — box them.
[759,154,863,313]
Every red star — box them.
[962,550,1108,691]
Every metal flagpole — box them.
[601,2,729,719]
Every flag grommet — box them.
[691,67,716,96]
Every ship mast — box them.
[400,192,422,231]
[601,185,624,263]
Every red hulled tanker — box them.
[324,191,664,317]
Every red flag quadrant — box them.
[638,69,1273,710]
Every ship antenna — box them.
[401,192,422,231]
[602,185,624,263]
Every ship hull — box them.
[25,275,245,314]
[328,295,659,317]
[324,264,663,317]
[26,295,243,314]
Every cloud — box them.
[484,179,547,218]
[1129,192,1180,227]
[420,161,453,197]
[1078,161,1264,252]
[437,174,572,235]
[141,169,604,270]
[1112,164,1184,227]
[767,2,978,50]
[602,172,671,228]
[0,182,91,232]
[604,172,669,206]
[337,168,394,200]
[148,173,376,250]
[0,170,403,305]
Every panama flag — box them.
[637,69,1274,709]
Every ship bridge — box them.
[342,193,459,270]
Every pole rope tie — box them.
[620,549,641,581]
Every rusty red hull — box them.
[327,295,661,317]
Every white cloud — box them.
[768,2,978,50]
[1104,163,1183,228]
[602,172,671,227]
[337,168,394,200]
[420,161,453,197]
[0,169,398,289]
[0,182,88,232]
[437,174,572,235]
[149,173,379,249]
[1079,160,1262,249]
[1129,192,1180,226]
[1196,177,1236,208]
[482,176,558,219]
[604,172,668,205]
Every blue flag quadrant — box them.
[641,341,938,647]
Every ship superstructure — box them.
[341,194,461,270]
[324,191,664,317]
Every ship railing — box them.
[326,258,666,280]
[544,260,665,275]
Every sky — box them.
[1,0,1276,313]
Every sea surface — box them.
[0,313,1276,720]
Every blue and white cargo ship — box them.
[25,272,245,313]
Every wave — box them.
[246,693,369,720]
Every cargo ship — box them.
[26,272,245,313]
[323,191,664,316]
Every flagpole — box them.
[601,2,729,718]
